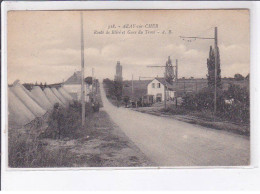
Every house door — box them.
[156,93,162,102]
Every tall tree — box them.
[207,46,221,88]
[114,80,123,102]
[165,56,174,84]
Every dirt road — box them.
[100,83,250,166]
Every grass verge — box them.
[9,106,152,167]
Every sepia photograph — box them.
[6,9,250,168]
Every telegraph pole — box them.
[80,12,85,127]
[147,56,176,109]
[180,27,218,120]
[175,59,178,81]
[164,84,167,109]
[92,68,94,102]
[164,66,167,109]
[175,59,178,107]
[214,27,218,121]
[132,74,134,100]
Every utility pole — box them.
[180,27,218,120]
[80,12,85,127]
[184,81,186,94]
[195,80,198,92]
[175,59,178,82]
[92,68,94,102]
[132,74,134,100]
[214,27,218,121]
[175,59,178,108]
[164,85,167,109]
[147,57,176,109]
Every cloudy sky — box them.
[8,10,249,84]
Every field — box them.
[123,78,249,99]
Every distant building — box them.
[63,71,92,102]
[114,61,123,81]
[147,77,175,102]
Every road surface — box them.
[100,84,250,166]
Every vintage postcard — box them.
[6,9,250,168]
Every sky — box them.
[7,10,250,84]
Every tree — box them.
[85,77,93,85]
[114,80,123,102]
[234,74,244,81]
[165,57,174,84]
[207,46,221,88]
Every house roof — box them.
[64,71,84,85]
[64,71,94,85]
[150,77,175,90]
[64,71,81,85]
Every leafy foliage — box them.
[221,84,249,123]
[181,87,224,111]
[181,84,249,124]
[43,101,93,139]
[207,46,221,88]
[103,78,123,102]
[114,80,123,101]
[85,76,93,85]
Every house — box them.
[63,71,92,102]
[147,77,175,102]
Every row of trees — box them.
[103,78,123,105]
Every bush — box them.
[219,101,249,124]
[181,84,249,124]
[181,87,224,111]
[43,101,93,139]
[220,84,249,123]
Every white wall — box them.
[63,84,80,95]
[63,84,92,102]
[147,79,175,101]
[147,79,165,101]
[167,90,175,99]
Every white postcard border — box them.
[1,0,259,190]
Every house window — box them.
[158,83,161,88]
[152,83,155,88]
